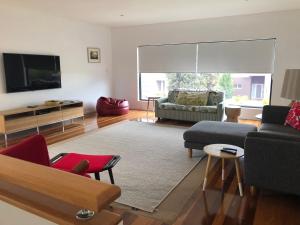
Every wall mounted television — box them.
[3,53,61,93]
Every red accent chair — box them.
[0,135,120,184]
[96,97,129,116]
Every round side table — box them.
[202,144,244,197]
[256,113,262,120]
[225,106,241,123]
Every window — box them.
[251,84,264,99]
[156,80,165,92]
[138,39,275,107]
[234,84,242,89]
[139,73,271,107]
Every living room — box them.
[0,1,300,225]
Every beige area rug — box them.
[48,121,205,213]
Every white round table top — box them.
[203,144,244,159]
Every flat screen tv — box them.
[3,53,61,93]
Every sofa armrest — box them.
[217,101,224,121]
[262,105,290,125]
[155,97,168,108]
[247,131,300,142]
[244,132,300,195]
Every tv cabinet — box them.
[0,101,84,147]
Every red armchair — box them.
[96,97,129,116]
[0,135,120,184]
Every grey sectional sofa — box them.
[245,105,300,195]
[155,90,224,122]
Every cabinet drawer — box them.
[5,116,37,133]
[62,107,84,120]
[37,111,63,126]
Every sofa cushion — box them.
[259,123,300,138]
[159,103,217,113]
[185,105,217,113]
[175,91,208,106]
[285,102,300,130]
[159,102,185,110]
[183,121,257,148]
[207,91,224,106]
[168,90,180,103]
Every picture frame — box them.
[87,47,101,63]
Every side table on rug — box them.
[255,113,262,120]
[202,144,244,197]
[147,97,160,117]
[225,106,241,122]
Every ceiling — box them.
[3,0,300,27]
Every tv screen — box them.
[3,53,61,93]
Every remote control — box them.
[222,147,237,152]
[221,148,237,155]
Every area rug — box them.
[48,121,205,212]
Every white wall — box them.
[0,6,112,113]
[112,10,300,110]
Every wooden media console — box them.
[0,101,84,147]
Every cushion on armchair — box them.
[285,102,300,130]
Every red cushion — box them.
[285,102,300,130]
[0,135,50,166]
[51,153,114,173]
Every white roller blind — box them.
[138,44,197,73]
[197,39,275,73]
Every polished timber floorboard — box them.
[1,110,300,225]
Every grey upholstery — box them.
[259,123,300,138]
[245,105,300,196]
[183,121,257,150]
[155,91,224,122]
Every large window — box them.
[138,39,275,108]
[139,73,271,107]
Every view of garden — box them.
[140,73,271,107]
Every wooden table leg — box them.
[222,158,225,181]
[234,159,243,197]
[202,155,212,191]
[146,98,150,118]
[152,99,155,112]
[188,148,193,158]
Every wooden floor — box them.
[1,110,300,225]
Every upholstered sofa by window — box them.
[155,90,224,122]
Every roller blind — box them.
[138,44,197,73]
[197,39,275,73]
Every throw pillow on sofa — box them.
[168,90,180,103]
[175,91,208,106]
[207,91,224,106]
[285,102,300,130]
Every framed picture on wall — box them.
[87,47,101,63]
